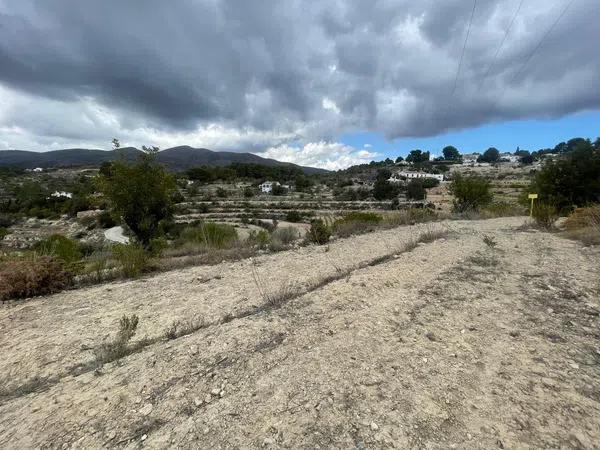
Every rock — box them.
[189,345,198,355]
[107,431,117,440]
[263,437,275,446]
[139,403,153,416]
[569,362,580,370]
[141,434,147,441]
[219,390,225,398]
[205,394,212,403]
[194,398,203,407]
[211,388,221,396]
[370,422,379,431]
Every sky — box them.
[0,0,599,170]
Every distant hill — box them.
[0,146,327,174]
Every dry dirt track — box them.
[1,217,599,449]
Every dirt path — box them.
[1,217,599,449]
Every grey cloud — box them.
[0,0,598,149]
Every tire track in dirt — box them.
[0,221,526,448]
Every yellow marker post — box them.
[528,193,538,217]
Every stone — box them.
[139,403,153,416]
[194,398,203,407]
[370,422,379,431]
[141,434,148,441]
[211,388,221,396]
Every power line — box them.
[451,0,478,98]
[478,0,525,91]
[495,0,576,108]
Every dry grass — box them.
[563,205,600,246]
[164,317,206,340]
[0,256,72,301]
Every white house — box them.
[462,153,479,164]
[259,181,280,193]
[500,152,520,163]
[32,167,44,172]
[51,191,73,199]
[388,171,444,183]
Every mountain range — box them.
[0,146,327,174]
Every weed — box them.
[164,317,206,340]
[94,314,139,366]
[482,234,497,248]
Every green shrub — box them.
[35,234,83,264]
[112,243,149,278]
[406,180,427,201]
[285,210,304,222]
[97,210,116,228]
[180,222,238,249]
[421,178,440,189]
[450,175,493,212]
[243,186,255,198]
[246,229,271,249]
[0,256,73,301]
[308,219,331,245]
[0,227,8,240]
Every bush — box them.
[533,203,558,229]
[406,180,427,201]
[96,147,176,247]
[216,187,228,198]
[421,178,440,189]
[34,234,83,264]
[528,141,600,212]
[97,210,116,228]
[285,210,304,222]
[449,175,493,212]
[0,256,72,301]
[0,227,8,240]
[180,222,238,249]
[243,186,255,198]
[246,229,271,249]
[272,227,299,246]
[307,219,331,245]
[563,205,600,246]
[111,243,149,278]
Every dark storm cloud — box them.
[0,0,598,148]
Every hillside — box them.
[0,146,326,174]
[1,217,599,448]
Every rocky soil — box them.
[0,217,599,449]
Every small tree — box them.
[449,174,493,212]
[97,142,176,247]
[442,146,460,160]
[406,180,426,201]
[373,169,400,200]
[477,148,500,163]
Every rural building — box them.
[50,191,73,199]
[388,171,444,183]
[500,152,520,163]
[461,153,479,164]
[259,181,280,193]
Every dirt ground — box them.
[1,217,599,449]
